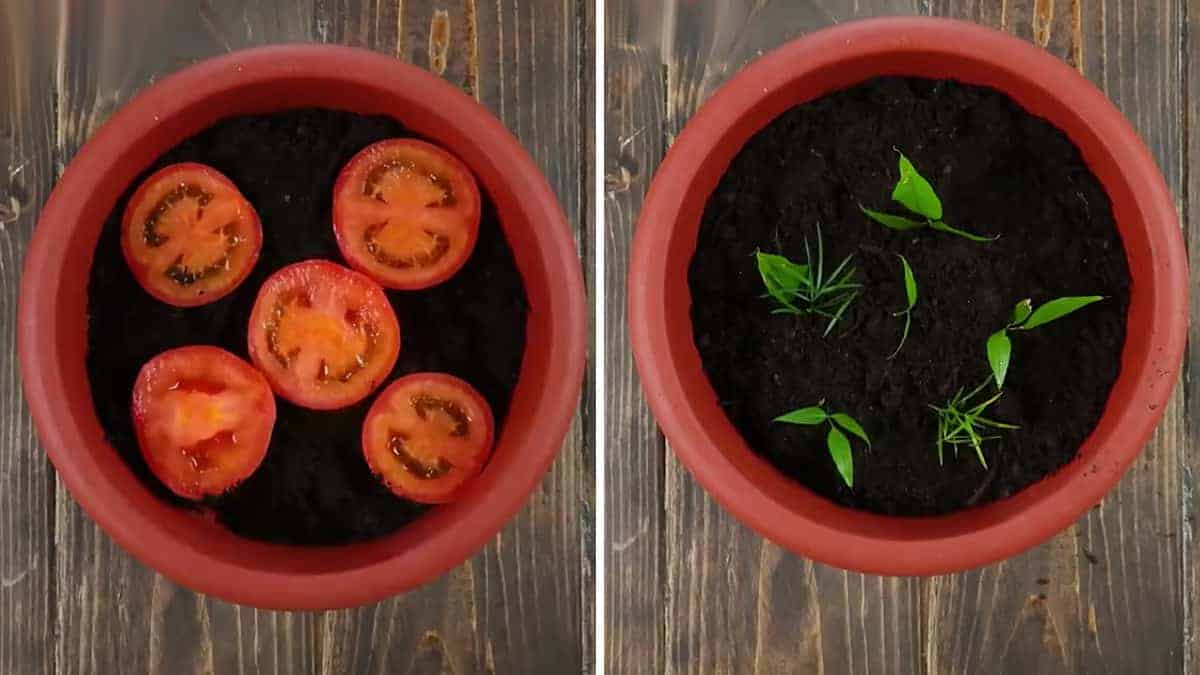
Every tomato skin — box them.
[247,260,401,411]
[362,373,495,504]
[332,139,481,290]
[121,162,262,307]
[131,346,276,500]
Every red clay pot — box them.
[19,45,586,609]
[629,18,1188,575]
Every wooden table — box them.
[605,1,1195,673]
[0,2,592,673]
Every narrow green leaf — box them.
[774,406,828,425]
[831,413,871,448]
[888,312,911,360]
[986,330,1012,388]
[1019,296,1105,330]
[1010,298,1033,327]
[898,255,917,309]
[822,289,858,337]
[755,251,808,310]
[860,205,926,231]
[929,220,997,242]
[827,426,854,488]
[892,153,943,220]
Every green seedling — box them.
[774,400,871,488]
[930,380,1018,468]
[755,224,861,336]
[986,295,1105,388]
[860,152,994,242]
[888,254,918,359]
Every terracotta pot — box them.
[629,18,1187,575]
[19,45,586,609]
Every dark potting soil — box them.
[87,109,528,544]
[689,77,1130,515]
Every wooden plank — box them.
[0,3,56,674]
[601,2,928,674]
[656,3,926,675]
[924,2,1186,674]
[312,2,591,673]
[1181,0,1200,671]
[27,3,322,674]
[603,1,669,673]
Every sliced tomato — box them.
[122,162,262,307]
[332,139,481,290]
[247,260,401,410]
[131,346,276,500]
[362,373,495,504]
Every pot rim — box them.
[629,17,1188,575]
[18,44,586,608]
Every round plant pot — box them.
[629,18,1187,575]
[19,45,586,609]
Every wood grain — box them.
[605,1,1191,673]
[1183,0,1200,672]
[604,2,669,673]
[0,3,56,675]
[2,1,590,674]
[312,2,591,673]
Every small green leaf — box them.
[756,251,808,310]
[774,406,828,425]
[986,330,1012,388]
[831,413,871,449]
[827,426,854,488]
[1010,298,1033,327]
[860,205,926,231]
[1019,296,1105,330]
[898,255,917,309]
[892,153,943,220]
[929,220,996,242]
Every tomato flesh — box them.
[362,373,494,503]
[122,163,262,307]
[333,139,481,290]
[248,260,401,410]
[132,346,276,500]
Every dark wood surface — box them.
[0,2,592,674]
[605,1,1192,673]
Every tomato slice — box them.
[131,346,276,500]
[332,139,481,290]
[122,162,262,307]
[362,373,495,504]
[247,260,401,410]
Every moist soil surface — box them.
[87,108,527,544]
[689,76,1130,515]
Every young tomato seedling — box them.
[755,224,861,336]
[860,152,995,242]
[774,401,871,488]
[986,295,1104,388]
[888,254,918,359]
[930,380,1018,468]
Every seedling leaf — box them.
[860,205,925,231]
[899,255,917,308]
[775,406,828,425]
[1019,296,1105,330]
[986,330,1012,388]
[929,220,996,242]
[755,251,808,311]
[831,413,872,449]
[888,255,918,360]
[827,426,854,487]
[1010,298,1033,327]
[892,153,943,220]
[755,226,860,334]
